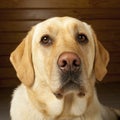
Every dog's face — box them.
[10,17,109,99]
[32,17,96,98]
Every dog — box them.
[10,17,120,120]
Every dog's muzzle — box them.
[55,52,85,98]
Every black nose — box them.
[57,52,81,72]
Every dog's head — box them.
[10,17,109,99]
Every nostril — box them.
[58,59,69,72]
[61,60,67,68]
[72,59,81,72]
[73,59,80,67]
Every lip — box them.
[54,80,86,99]
[54,81,78,97]
[62,81,80,90]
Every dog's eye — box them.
[40,35,52,46]
[76,33,88,44]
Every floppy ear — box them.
[10,29,34,86]
[93,31,110,81]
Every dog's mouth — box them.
[54,83,86,99]
[54,71,86,99]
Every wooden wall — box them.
[0,0,120,87]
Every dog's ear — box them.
[10,29,34,86]
[93,30,109,81]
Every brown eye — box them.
[40,35,52,46]
[76,33,88,44]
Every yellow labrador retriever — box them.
[10,17,120,120]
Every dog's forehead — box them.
[35,17,90,31]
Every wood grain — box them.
[0,0,120,8]
[0,9,119,20]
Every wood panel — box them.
[0,0,120,87]
[0,33,26,43]
[0,44,17,55]
[0,9,120,20]
[0,0,120,8]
